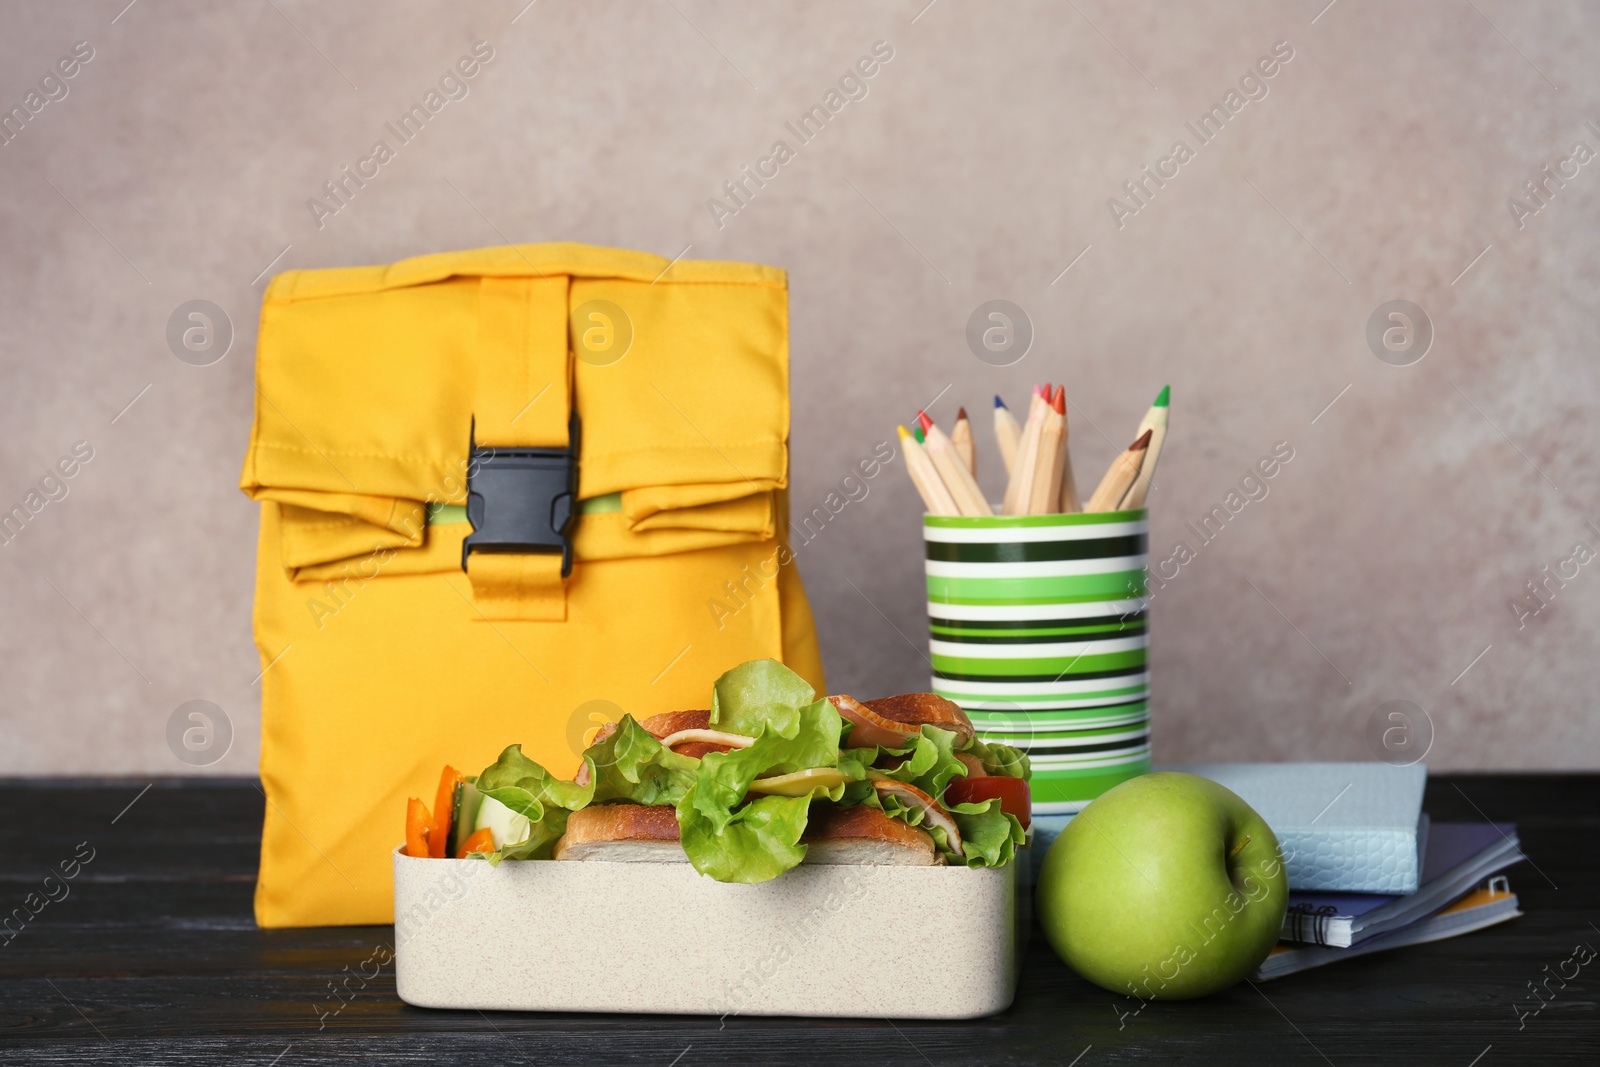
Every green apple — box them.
[1037,772,1288,999]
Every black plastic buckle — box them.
[461,413,579,578]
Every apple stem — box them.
[1228,834,1252,859]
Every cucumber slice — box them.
[472,794,531,850]
[448,778,482,857]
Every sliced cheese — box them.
[656,728,755,751]
[748,767,854,797]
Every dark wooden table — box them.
[1,775,1594,1065]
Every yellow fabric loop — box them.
[473,275,571,448]
[465,552,568,622]
[466,275,574,620]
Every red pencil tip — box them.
[1051,386,1065,414]
[917,410,933,433]
[957,406,968,422]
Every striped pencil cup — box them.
[923,509,1150,815]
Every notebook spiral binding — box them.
[1287,903,1339,946]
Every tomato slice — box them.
[943,776,1030,830]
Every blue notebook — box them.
[1165,762,1429,893]
[1281,822,1523,947]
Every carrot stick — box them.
[456,827,495,858]
[404,798,432,858]
[429,765,464,859]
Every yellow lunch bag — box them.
[240,242,825,927]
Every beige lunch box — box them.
[393,846,1029,1018]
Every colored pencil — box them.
[1119,385,1169,509]
[1056,391,1081,513]
[1003,385,1048,515]
[919,411,992,516]
[951,407,976,476]
[1085,428,1153,512]
[898,425,958,515]
[993,395,1022,475]
[1028,386,1067,515]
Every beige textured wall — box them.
[1,1,1595,775]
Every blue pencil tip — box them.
[994,394,1007,410]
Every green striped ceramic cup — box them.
[924,509,1150,814]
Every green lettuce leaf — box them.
[876,725,968,797]
[708,658,817,738]
[949,798,1026,868]
[874,787,1024,869]
[873,786,962,863]
[836,748,878,805]
[677,691,845,882]
[585,715,699,806]
[837,748,875,779]
[475,744,595,863]
[496,831,555,863]
[846,726,969,800]
[964,737,1031,779]
[682,703,842,831]
[677,793,813,883]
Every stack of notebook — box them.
[1277,823,1522,947]
[1256,822,1524,979]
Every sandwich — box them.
[403,659,1030,884]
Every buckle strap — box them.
[464,552,568,622]
[465,275,574,621]
[473,275,571,448]
[462,413,579,577]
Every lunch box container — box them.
[393,847,1028,1018]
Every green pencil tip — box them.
[1154,385,1170,408]
[913,426,925,444]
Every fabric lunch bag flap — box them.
[240,241,791,620]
